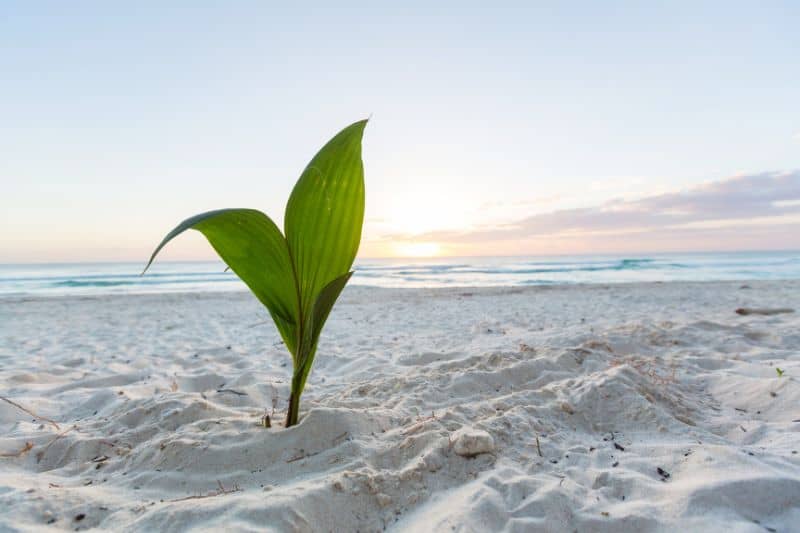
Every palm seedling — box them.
[143,120,367,427]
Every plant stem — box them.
[285,390,300,427]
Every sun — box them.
[392,241,442,258]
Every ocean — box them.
[1,251,798,297]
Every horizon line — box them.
[1,247,798,267]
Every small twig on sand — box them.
[0,442,34,458]
[535,436,543,457]
[735,307,794,316]
[286,446,326,463]
[0,395,60,430]
[402,412,438,436]
[216,389,248,396]
[170,481,241,502]
[36,426,76,463]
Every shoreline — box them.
[3,251,799,299]
[2,277,799,302]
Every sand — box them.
[1,281,799,532]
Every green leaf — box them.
[308,271,353,352]
[294,271,353,390]
[144,120,368,428]
[143,208,300,355]
[284,120,367,322]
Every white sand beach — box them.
[1,281,799,532]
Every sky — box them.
[1,1,798,262]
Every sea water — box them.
[1,251,798,297]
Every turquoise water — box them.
[1,251,798,297]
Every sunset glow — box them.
[391,242,442,258]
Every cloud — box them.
[403,171,800,252]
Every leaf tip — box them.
[141,256,155,276]
[347,118,369,138]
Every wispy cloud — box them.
[396,171,800,253]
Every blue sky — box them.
[1,1,798,260]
